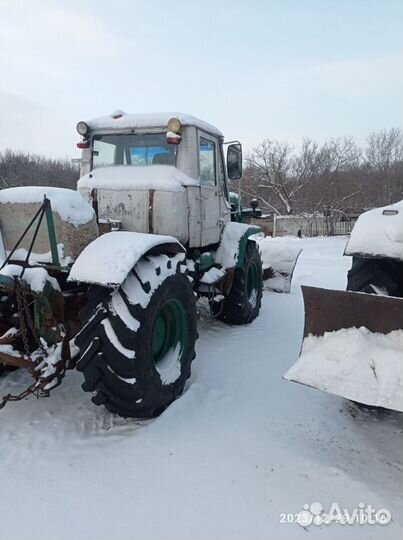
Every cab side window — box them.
[199,137,216,184]
[217,148,228,198]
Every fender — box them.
[68,231,185,287]
[215,222,261,269]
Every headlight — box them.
[167,117,182,133]
[76,121,90,136]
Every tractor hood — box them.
[78,165,199,193]
[345,200,403,261]
[77,165,199,245]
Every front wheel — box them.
[214,241,263,324]
[347,256,403,411]
[347,257,403,297]
[75,254,198,418]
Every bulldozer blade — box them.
[261,242,302,293]
[301,286,403,337]
[285,286,403,412]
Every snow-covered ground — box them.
[0,237,402,540]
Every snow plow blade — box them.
[285,286,403,412]
[258,239,302,293]
[301,286,403,337]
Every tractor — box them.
[0,111,297,418]
[286,199,403,412]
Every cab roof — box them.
[86,111,223,137]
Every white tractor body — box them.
[77,112,232,248]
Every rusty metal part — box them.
[220,268,235,296]
[0,278,71,410]
[148,190,154,234]
[98,221,112,235]
[302,285,403,338]
[0,351,32,369]
[0,330,20,346]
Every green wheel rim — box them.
[152,298,187,367]
[246,260,259,308]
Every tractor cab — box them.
[76,111,242,248]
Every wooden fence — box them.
[301,220,356,237]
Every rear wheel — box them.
[214,241,263,324]
[347,257,403,297]
[347,256,403,411]
[75,254,198,418]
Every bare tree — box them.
[366,128,403,203]
[246,139,313,214]
[0,150,79,190]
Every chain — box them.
[0,380,41,410]
[0,279,69,410]
[14,281,32,363]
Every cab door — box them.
[199,133,221,246]
[217,142,232,228]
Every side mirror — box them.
[227,143,242,180]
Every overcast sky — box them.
[0,0,402,159]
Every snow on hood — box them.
[78,165,199,192]
[345,200,403,261]
[0,186,94,227]
[87,112,223,137]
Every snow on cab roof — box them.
[86,111,223,137]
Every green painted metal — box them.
[198,252,215,271]
[230,194,262,223]
[152,298,187,366]
[236,227,261,268]
[230,193,242,222]
[0,274,17,291]
[32,282,59,345]
[152,316,166,356]
[44,198,60,267]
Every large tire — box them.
[347,257,403,412]
[215,241,263,324]
[347,257,403,297]
[75,254,198,418]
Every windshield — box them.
[92,133,177,169]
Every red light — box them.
[77,141,90,149]
[166,136,182,145]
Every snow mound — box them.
[0,187,94,227]
[345,200,403,260]
[285,327,403,411]
[78,165,199,192]
[0,264,60,293]
[86,111,223,137]
[8,245,73,267]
